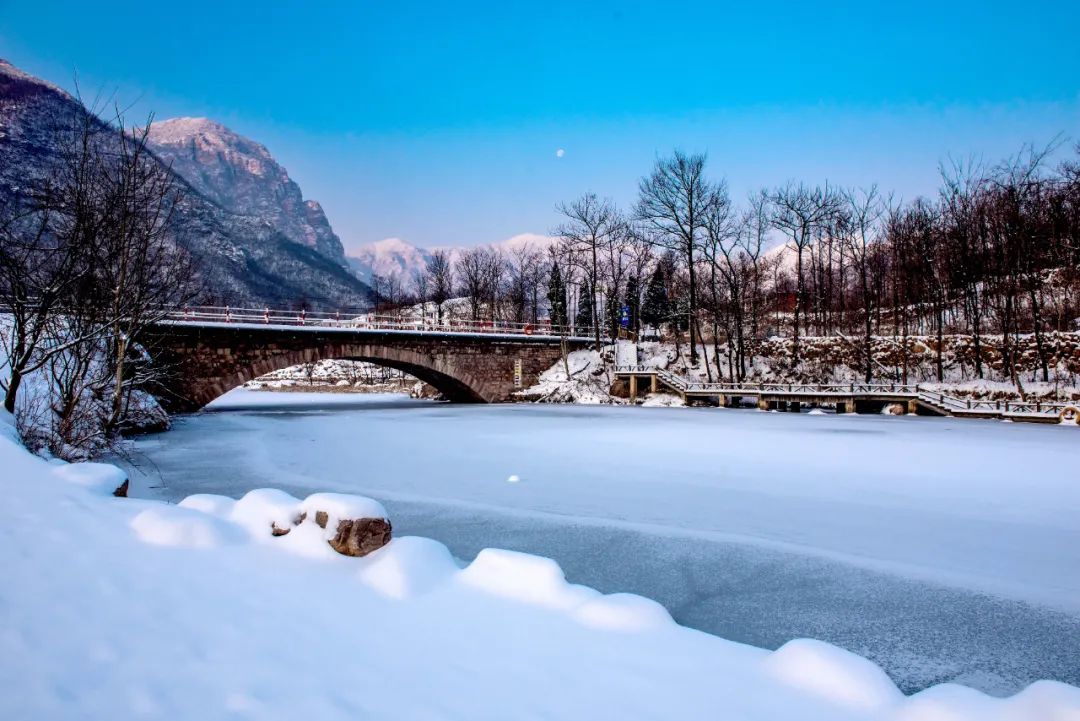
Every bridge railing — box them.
[161,305,602,340]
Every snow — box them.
[299,491,388,523]
[131,505,244,548]
[345,236,434,284]
[178,493,238,517]
[354,535,459,599]
[3,407,1080,719]
[149,390,1080,612]
[122,390,1080,695]
[51,461,128,495]
[640,391,686,407]
[763,639,904,711]
[231,488,304,538]
[523,347,619,403]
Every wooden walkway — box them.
[615,365,1077,425]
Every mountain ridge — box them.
[347,233,555,284]
[145,117,349,267]
[0,59,371,309]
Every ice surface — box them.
[122,390,1080,695]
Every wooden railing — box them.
[614,365,1073,419]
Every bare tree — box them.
[840,186,887,381]
[483,246,507,322]
[739,190,772,345]
[426,250,454,325]
[636,151,711,364]
[1,100,196,450]
[701,182,737,381]
[0,104,104,415]
[411,267,430,325]
[555,194,626,349]
[770,181,840,363]
[97,115,197,432]
[505,240,543,324]
[455,246,493,321]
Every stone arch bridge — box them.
[137,320,590,412]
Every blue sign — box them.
[620,305,630,328]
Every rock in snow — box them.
[1,408,1079,720]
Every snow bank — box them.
[355,535,459,599]
[51,461,128,496]
[299,491,388,527]
[763,639,904,710]
[457,547,600,610]
[2,409,1078,720]
[178,493,237,517]
[521,347,626,404]
[231,488,303,538]
[131,506,245,549]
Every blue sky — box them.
[2,0,1078,252]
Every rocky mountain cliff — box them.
[145,117,347,266]
[0,59,370,309]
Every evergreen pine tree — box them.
[575,280,594,333]
[604,284,620,338]
[624,274,640,333]
[640,266,670,328]
[546,262,568,328]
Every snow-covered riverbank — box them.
[5,405,1080,719]
[115,389,1080,698]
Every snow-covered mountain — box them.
[347,233,555,283]
[0,59,370,308]
[763,241,796,276]
[146,117,348,267]
[347,238,435,285]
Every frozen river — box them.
[121,390,1080,695]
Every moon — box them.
[555,148,565,158]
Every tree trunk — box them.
[793,239,805,364]
[3,368,22,414]
[1029,288,1050,382]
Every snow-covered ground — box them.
[13,411,1080,719]
[116,390,1080,698]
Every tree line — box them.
[0,103,196,457]
[389,144,1080,387]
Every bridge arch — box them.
[138,324,572,412]
[233,343,490,404]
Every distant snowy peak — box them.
[146,117,347,265]
[347,238,434,285]
[347,234,556,284]
[763,241,796,275]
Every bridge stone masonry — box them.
[138,320,588,412]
